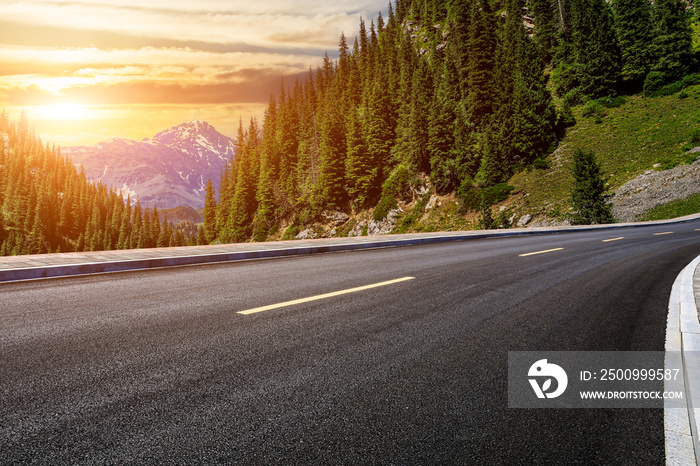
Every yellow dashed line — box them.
[237,277,416,315]
[519,248,565,257]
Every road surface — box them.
[2,221,700,464]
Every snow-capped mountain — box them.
[64,121,234,209]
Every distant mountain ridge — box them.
[64,120,234,209]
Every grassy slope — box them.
[642,193,700,221]
[509,82,700,222]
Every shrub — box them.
[484,183,515,205]
[581,100,605,119]
[643,71,667,96]
[644,73,698,97]
[373,195,398,221]
[477,206,497,230]
[533,158,551,170]
[459,187,482,212]
[556,100,576,129]
[393,193,430,234]
[562,87,583,107]
[691,129,700,145]
[659,81,685,96]
[682,74,700,86]
[281,225,301,241]
[459,183,515,212]
[372,164,414,221]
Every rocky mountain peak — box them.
[64,121,235,209]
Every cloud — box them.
[1,67,311,106]
[0,0,387,145]
[2,1,386,49]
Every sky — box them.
[0,0,387,146]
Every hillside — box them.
[203,0,700,244]
[336,84,700,235]
[508,82,700,225]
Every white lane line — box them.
[603,237,625,242]
[654,232,674,236]
[518,248,564,257]
[237,276,416,315]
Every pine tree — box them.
[611,0,653,89]
[650,0,695,82]
[570,148,614,224]
[530,0,561,61]
[463,0,496,128]
[197,225,206,245]
[157,215,171,248]
[428,43,460,193]
[569,0,621,98]
[405,58,433,173]
[203,179,218,243]
[511,34,558,165]
[345,109,376,209]
[223,119,260,242]
[150,206,161,246]
[316,85,348,210]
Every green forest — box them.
[0,114,199,254]
[1,0,698,255]
[205,0,699,244]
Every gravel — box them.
[611,152,700,222]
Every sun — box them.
[34,103,89,121]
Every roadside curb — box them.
[666,254,700,465]
[1,212,700,283]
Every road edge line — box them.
[665,254,700,466]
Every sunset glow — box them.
[33,103,89,121]
[0,0,387,145]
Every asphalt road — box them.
[2,221,700,465]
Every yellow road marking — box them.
[603,237,624,242]
[237,276,416,315]
[519,248,564,257]
[654,232,674,236]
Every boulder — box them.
[321,211,349,227]
[295,228,318,240]
[517,214,532,227]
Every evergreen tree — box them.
[197,225,206,245]
[203,179,218,243]
[405,59,433,173]
[511,33,558,165]
[157,215,171,248]
[345,109,376,208]
[611,0,653,89]
[316,85,348,210]
[650,0,695,82]
[530,0,560,60]
[569,0,621,98]
[151,206,161,246]
[570,148,614,224]
[464,0,496,128]
[223,119,260,243]
[428,44,460,193]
